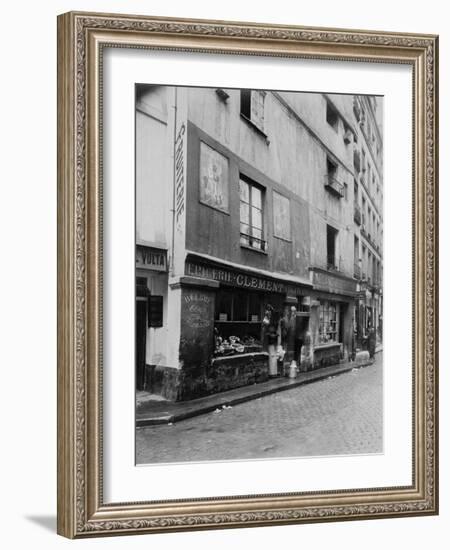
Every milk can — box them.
[268,344,278,376]
[289,360,298,379]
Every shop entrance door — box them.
[136,298,147,391]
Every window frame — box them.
[215,288,263,324]
[239,175,266,252]
[240,89,267,136]
[326,224,339,271]
[318,301,338,343]
[326,101,339,132]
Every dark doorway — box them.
[136,299,147,391]
[326,224,338,270]
[339,304,346,344]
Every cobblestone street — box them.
[136,354,383,465]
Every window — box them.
[354,180,361,225]
[240,177,265,251]
[215,289,262,323]
[326,224,338,270]
[214,290,283,354]
[354,236,360,278]
[273,191,291,240]
[325,157,344,198]
[319,301,338,343]
[240,89,265,132]
[327,158,337,179]
[326,101,339,131]
[362,244,367,278]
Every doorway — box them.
[136,299,147,391]
[136,276,148,391]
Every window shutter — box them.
[148,295,163,327]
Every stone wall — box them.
[145,353,269,401]
[313,343,342,369]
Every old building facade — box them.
[136,85,383,400]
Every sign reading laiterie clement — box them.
[185,261,308,295]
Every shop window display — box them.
[319,301,338,343]
[214,289,282,356]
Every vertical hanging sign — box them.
[172,89,188,276]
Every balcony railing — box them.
[354,204,362,225]
[240,232,267,252]
[324,175,345,198]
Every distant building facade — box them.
[136,85,383,400]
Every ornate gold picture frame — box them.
[57,11,438,538]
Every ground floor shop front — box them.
[137,251,359,401]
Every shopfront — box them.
[174,256,312,399]
[309,267,357,366]
[135,244,168,391]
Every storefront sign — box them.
[186,260,306,296]
[136,245,167,272]
[175,123,186,230]
[311,268,357,297]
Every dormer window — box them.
[240,89,266,133]
[326,101,339,131]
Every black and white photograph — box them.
[135,85,384,465]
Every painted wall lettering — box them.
[182,292,213,329]
[175,123,186,229]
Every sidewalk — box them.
[136,349,381,427]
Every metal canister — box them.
[289,361,298,379]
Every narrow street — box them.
[136,354,383,465]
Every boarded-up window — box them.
[273,191,291,240]
[199,142,229,213]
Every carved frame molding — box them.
[57,11,438,538]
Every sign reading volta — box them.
[136,245,167,272]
